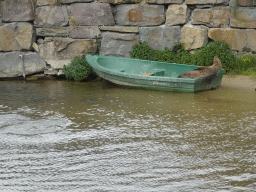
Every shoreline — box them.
[222,75,256,91]
[1,74,256,91]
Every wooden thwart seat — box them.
[141,72,155,76]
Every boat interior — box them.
[97,57,200,78]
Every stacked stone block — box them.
[0,0,256,78]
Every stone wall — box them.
[0,0,256,78]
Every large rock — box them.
[0,22,34,51]
[208,28,256,52]
[100,26,139,33]
[97,0,140,3]
[61,0,93,3]
[230,7,256,29]
[166,4,190,26]
[39,37,96,68]
[192,7,230,27]
[37,0,93,5]
[208,28,246,51]
[211,7,230,27]
[2,0,34,22]
[115,4,165,26]
[0,2,2,17]
[36,27,70,37]
[181,25,208,50]
[238,0,256,6]
[69,3,115,26]
[100,32,139,57]
[68,26,101,39]
[139,26,181,50]
[186,0,228,4]
[192,9,211,25]
[36,26,101,39]
[37,0,60,6]
[147,0,183,3]
[35,6,69,27]
[0,52,46,78]
[246,29,256,52]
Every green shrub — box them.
[130,41,192,64]
[233,53,256,74]
[130,41,256,74]
[190,41,236,72]
[63,56,96,82]
[130,41,155,61]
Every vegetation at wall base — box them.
[95,36,101,55]
[63,56,96,82]
[130,41,256,75]
[234,53,256,76]
[63,36,100,82]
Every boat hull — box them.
[86,55,225,92]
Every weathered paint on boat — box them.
[86,55,225,92]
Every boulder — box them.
[0,2,2,25]
[36,26,101,39]
[35,6,69,27]
[181,25,208,50]
[246,29,256,52]
[230,7,256,29]
[97,0,140,3]
[139,26,181,50]
[166,4,190,26]
[208,28,246,51]
[147,0,183,4]
[2,0,34,22]
[211,7,230,28]
[100,26,139,33]
[115,4,165,26]
[0,22,34,51]
[0,52,46,78]
[37,0,60,6]
[39,37,96,68]
[192,7,230,27]
[68,26,101,39]
[37,0,93,6]
[32,42,40,53]
[100,32,139,57]
[36,27,70,37]
[192,9,211,25]
[61,0,93,3]
[208,28,256,52]
[0,2,2,17]
[238,0,256,6]
[69,3,115,26]
[186,0,228,4]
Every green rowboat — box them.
[86,55,225,92]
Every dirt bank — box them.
[222,75,256,91]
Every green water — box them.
[0,80,255,191]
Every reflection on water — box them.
[0,80,255,191]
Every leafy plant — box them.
[130,41,155,61]
[233,53,256,74]
[63,56,96,82]
[130,41,192,64]
[190,41,236,72]
[130,41,256,74]
[95,36,101,55]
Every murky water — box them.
[0,79,255,191]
